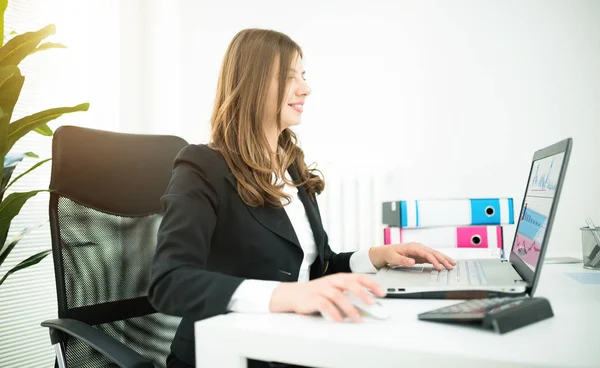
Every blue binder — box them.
[382,198,515,228]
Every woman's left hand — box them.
[368,242,457,271]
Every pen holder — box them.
[580,227,600,270]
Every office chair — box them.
[41,126,188,368]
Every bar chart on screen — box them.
[516,193,553,267]
[515,152,564,269]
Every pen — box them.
[584,217,600,267]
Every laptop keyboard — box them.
[428,260,488,286]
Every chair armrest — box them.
[41,318,154,368]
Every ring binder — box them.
[382,198,514,228]
[384,225,503,249]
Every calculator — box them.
[418,296,553,334]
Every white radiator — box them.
[316,166,384,253]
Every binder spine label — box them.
[419,200,471,227]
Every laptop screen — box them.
[513,151,566,271]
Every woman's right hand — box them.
[269,273,387,323]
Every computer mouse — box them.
[320,291,391,321]
[346,291,391,320]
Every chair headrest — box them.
[50,126,188,216]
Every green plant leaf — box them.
[0,166,14,196]
[0,108,9,179]
[3,151,38,168]
[3,158,51,193]
[32,42,67,54]
[0,249,51,286]
[0,221,45,267]
[0,65,17,88]
[0,68,24,122]
[33,124,53,136]
[0,0,8,48]
[0,66,20,121]
[6,102,89,154]
[2,151,39,196]
[0,190,48,250]
[0,24,56,68]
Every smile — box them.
[288,104,303,113]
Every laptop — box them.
[375,138,572,299]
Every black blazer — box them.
[148,144,355,365]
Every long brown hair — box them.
[209,28,324,208]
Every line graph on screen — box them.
[529,153,563,196]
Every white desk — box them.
[195,263,600,368]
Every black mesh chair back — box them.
[47,126,187,367]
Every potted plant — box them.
[0,9,89,286]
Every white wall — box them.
[178,0,600,256]
[1,1,598,366]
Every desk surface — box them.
[195,263,600,368]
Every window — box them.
[0,1,121,366]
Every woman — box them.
[148,28,455,368]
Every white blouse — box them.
[226,171,377,313]
[279,170,318,283]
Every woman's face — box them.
[265,55,312,130]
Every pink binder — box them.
[384,225,503,249]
